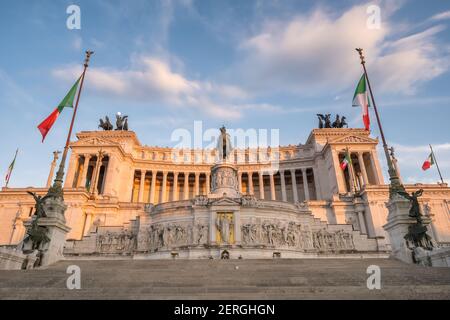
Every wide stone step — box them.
[1,258,449,299]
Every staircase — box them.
[0,258,449,299]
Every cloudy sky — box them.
[0,0,449,187]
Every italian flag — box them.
[340,151,352,170]
[352,74,370,131]
[37,76,81,142]
[422,153,435,171]
[5,149,18,185]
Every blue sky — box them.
[1,0,449,187]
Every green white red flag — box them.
[37,76,81,142]
[422,152,435,171]
[352,74,370,131]
[340,150,352,170]
[5,149,18,186]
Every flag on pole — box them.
[422,152,435,171]
[352,74,370,131]
[37,76,82,142]
[340,150,352,170]
[5,149,18,186]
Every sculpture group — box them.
[397,189,435,250]
[241,221,355,251]
[99,113,129,131]
[316,114,348,128]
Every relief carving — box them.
[241,220,354,251]
[96,230,137,253]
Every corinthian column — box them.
[184,173,189,200]
[290,169,298,203]
[47,151,60,188]
[269,173,276,200]
[258,172,265,199]
[79,154,91,189]
[138,170,146,202]
[206,172,211,194]
[301,168,310,201]
[161,171,168,203]
[358,152,369,186]
[173,172,179,201]
[280,170,287,202]
[150,170,157,204]
[248,172,254,195]
[194,172,200,196]
[238,172,243,193]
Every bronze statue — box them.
[316,114,324,128]
[99,116,113,130]
[397,189,434,250]
[332,114,341,128]
[123,118,129,131]
[217,126,233,161]
[24,192,51,251]
[397,189,424,221]
[27,191,50,219]
[317,114,348,128]
[115,113,128,130]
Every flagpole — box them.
[5,148,18,188]
[48,50,94,198]
[355,48,405,197]
[429,144,444,184]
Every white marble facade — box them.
[1,128,449,260]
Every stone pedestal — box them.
[383,195,432,264]
[23,196,71,267]
[210,163,240,198]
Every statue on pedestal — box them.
[217,126,233,161]
[397,189,434,250]
[23,192,51,252]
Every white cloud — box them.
[234,3,449,96]
[430,10,450,22]
[52,56,247,120]
[72,35,82,50]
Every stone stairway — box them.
[0,258,449,299]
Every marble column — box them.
[238,172,243,193]
[370,150,384,184]
[301,168,310,201]
[280,170,287,202]
[63,154,78,189]
[138,170,146,202]
[290,169,299,203]
[173,172,179,201]
[206,173,211,194]
[161,171,168,203]
[194,173,200,196]
[248,172,254,195]
[358,152,369,186]
[79,154,91,189]
[91,152,105,195]
[184,173,189,200]
[150,170,157,204]
[103,155,116,196]
[269,173,276,200]
[312,167,321,200]
[258,172,265,199]
[332,150,347,193]
[47,151,60,188]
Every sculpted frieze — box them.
[241,220,354,251]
